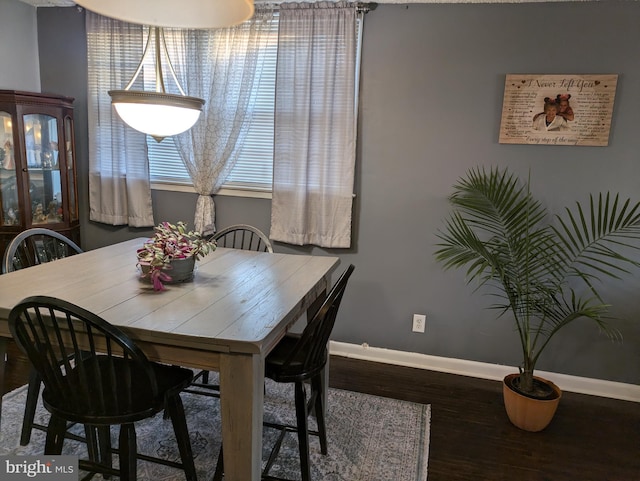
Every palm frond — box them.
[553,193,640,283]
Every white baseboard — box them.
[329,341,640,403]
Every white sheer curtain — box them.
[270,2,360,248]
[169,7,277,235]
[86,12,155,227]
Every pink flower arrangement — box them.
[136,221,216,291]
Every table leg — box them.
[219,352,265,481]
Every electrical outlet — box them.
[412,314,426,333]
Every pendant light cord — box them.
[124,26,187,97]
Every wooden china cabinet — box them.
[0,90,80,258]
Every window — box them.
[147,19,279,193]
[89,12,363,198]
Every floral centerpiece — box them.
[137,221,216,291]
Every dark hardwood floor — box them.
[329,356,640,481]
[4,342,639,480]
[3,340,31,396]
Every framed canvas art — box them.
[499,74,618,146]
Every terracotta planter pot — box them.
[502,373,562,432]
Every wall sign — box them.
[499,74,618,146]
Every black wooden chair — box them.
[214,264,355,481]
[2,228,82,274]
[2,228,84,446]
[186,224,273,398]
[209,224,273,253]
[8,296,198,481]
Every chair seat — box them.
[42,357,193,425]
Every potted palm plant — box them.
[435,166,640,431]
[137,221,216,291]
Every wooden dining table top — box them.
[0,237,340,360]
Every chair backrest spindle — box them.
[9,296,159,418]
[2,228,83,274]
[211,224,273,253]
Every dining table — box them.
[0,238,340,481]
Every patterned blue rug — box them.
[0,377,430,481]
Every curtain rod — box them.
[358,3,378,13]
[257,2,378,12]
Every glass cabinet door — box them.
[0,111,19,226]
[0,90,81,257]
[23,113,63,225]
[64,116,77,222]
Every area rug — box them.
[0,377,430,481]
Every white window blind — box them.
[146,20,279,191]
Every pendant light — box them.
[75,0,255,140]
[108,26,204,142]
[74,0,254,30]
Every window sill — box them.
[151,182,272,199]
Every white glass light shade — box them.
[109,90,204,141]
[74,0,254,29]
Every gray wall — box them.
[0,0,40,91]
[8,1,640,385]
